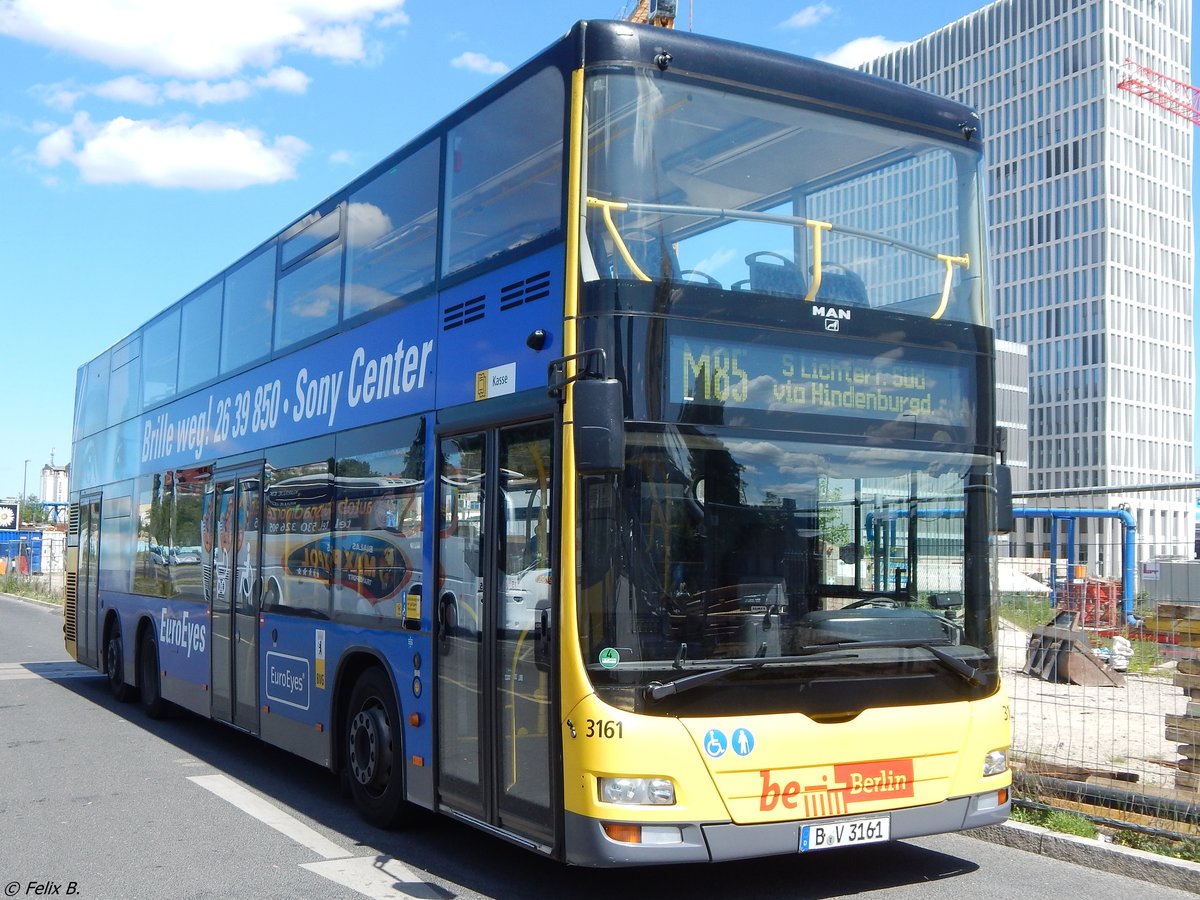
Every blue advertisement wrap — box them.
[265,651,312,711]
[261,612,431,760]
[76,244,565,489]
[138,302,440,473]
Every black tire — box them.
[345,667,411,828]
[138,629,169,719]
[105,625,135,702]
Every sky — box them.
[0,0,1197,502]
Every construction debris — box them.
[1022,610,1126,687]
[1161,603,1200,792]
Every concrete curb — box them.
[969,821,1200,894]
[1,591,63,610]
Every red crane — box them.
[1117,58,1200,125]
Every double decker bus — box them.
[65,19,1012,865]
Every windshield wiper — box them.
[645,655,767,702]
[796,638,984,685]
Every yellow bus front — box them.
[557,33,1009,864]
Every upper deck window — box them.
[442,67,565,277]
[276,241,343,352]
[108,336,140,425]
[177,282,222,393]
[142,309,179,408]
[345,141,439,317]
[281,211,340,268]
[221,245,276,375]
[583,71,987,327]
[75,351,110,440]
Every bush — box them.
[1000,593,1054,632]
[1112,830,1200,863]
[0,573,63,605]
[1010,805,1097,839]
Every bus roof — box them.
[574,20,981,146]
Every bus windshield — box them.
[577,426,999,715]
[583,70,987,326]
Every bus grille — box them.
[63,573,77,642]
[499,270,551,310]
[443,295,486,330]
[67,502,80,547]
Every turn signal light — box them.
[602,823,641,843]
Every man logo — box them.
[812,306,851,320]
[813,305,850,332]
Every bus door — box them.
[75,492,103,668]
[437,421,556,849]
[208,465,264,733]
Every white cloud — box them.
[256,66,310,94]
[93,75,161,105]
[164,80,254,106]
[42,66,311,112]
[36,120,78,168]
[781,4,834,29]
[0,0,409,79]
[819,36,908,68]
[451,51,509,76]
[35,113,308,189]
[41,86,85,113]
[378,10,410,28]
[292,24,366,62]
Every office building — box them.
[863,0,1194,569]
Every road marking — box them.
[0,661,96,681]
[301,857,446,899]
[189,773,445,899]
[188,774,352,860]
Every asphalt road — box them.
[0,593,1193,900]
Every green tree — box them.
[20,495,47,525]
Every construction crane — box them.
[625,0,677,28]
[1117,58,1200,126]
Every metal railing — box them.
[1000,481,1199,838]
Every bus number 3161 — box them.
[585,719,624,739]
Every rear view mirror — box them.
[573,379,625,475]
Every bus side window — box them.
[344,140,439,318]
[442,67,565,277]
[332,419,425,620]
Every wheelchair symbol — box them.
[703,728,728,758]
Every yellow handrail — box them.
[802,220,833,302]
[586,196,651,282]
[586,195,969,320]
[931,253,970,320]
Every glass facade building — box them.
[864,0,1194,567]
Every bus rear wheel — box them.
[105,624,134,702]
[345,668,411,828]
[138,629,169,719]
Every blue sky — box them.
[0,0,1196,501]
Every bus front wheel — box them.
[345,667,411,828]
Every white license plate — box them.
[799,815,890,852]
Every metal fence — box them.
[1000,481,1199,838]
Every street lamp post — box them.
[21,459,28,527]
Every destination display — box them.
[668,335,973,429]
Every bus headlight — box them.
[598,777,676,805]
[983,749,1008,777]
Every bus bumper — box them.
[563,790,1010,866]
